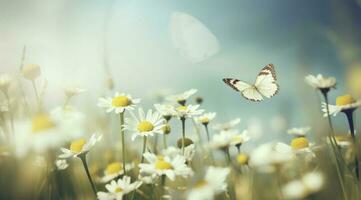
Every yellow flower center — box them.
[232,136,243,144]
[155,159,173,170]
[291,137,309,150]
[200,117,209,124]
[70,139,86,153]
[194,180,208,188]
[31,114,56,133]
[336,94,355,106]
[115,187,123,193]
[111,96,131,107]
[137,121,154,132]
[236,154,249,165]
[105,162,123,175]
[177,106,187,111]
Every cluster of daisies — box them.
[54,88,241,200]
[0,63,360,200]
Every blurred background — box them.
[1,0,361,146]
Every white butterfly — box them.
[223,64,279,102]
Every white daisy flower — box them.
[123,108,165,141]
[138,152,193,181]
[305,74,336,89]
[175,104,204,119]
[50,106,86,139]
[212,118,241,131]
[138,172,159,184]
[229,130,251,147]
[275,139,315,158]
[196,112,216,125]
[167,89,197,105]
[209,131,235,150]
[97,176,142,200]
[187,166,230,200]
[101,162,135,183]
[162,144,196,162]
[283,172,324,199]
[249,142,294,170]
[0,73,12,93]
[55,159,69,170]
[98,92,140,114]
[287,127,311,137]
[322,95,361,117]
[59,133,102,159]
[154,104,177,118]
[13,112,75,157]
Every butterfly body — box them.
[223,64,279,102]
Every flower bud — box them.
[177,138,193,148]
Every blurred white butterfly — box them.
[223,64,279,102]
[170,12,220,63]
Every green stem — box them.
[120,112,127,176]
[18,46,30,112]
[79,154,97,197]
[181,117,186,155]
[154,133,158,154]
[204,124,216,165]
[161,175,166,199]
[204,124,211,142]
[163,134,167,149]
[31,80,41,110]
[191,119,202,144]
[141,137,147,163]
[224,147,232,165]
[344,109,359,180]
[322,91,348,200]
[275,169,284,200]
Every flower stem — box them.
[120,112,127,176]
[163,134,167,149]
[322,91,348,200]
[31,79,41,110]
[141,137,147,163]
[344,109,359,180]
[154,133,158,154]
[161,175,166,199]
[181,117,186,155]
[204,124,216,165]
[191,119,202,144]
[204,124,211,142]
[79,154,97,197]
[224,147,232,165]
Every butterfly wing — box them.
[170,12,220,63]
[254,64,279,98]
[223,78,264,101]
[241,87,264,101]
